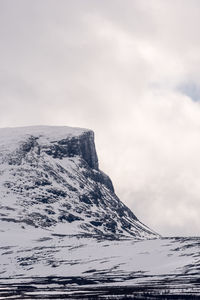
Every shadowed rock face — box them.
[44,131,99,170]
[0,126,158,239]
[6,129,98,170]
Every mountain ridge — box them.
[0,125,158,239]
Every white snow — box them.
[0,230,199,284]
[0,125,89,154]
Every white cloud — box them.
[1,0,200,235]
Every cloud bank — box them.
[1,0,200,235]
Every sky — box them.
[1,0,200,236]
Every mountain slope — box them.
[0,125,158,239]
[1,126,200,299]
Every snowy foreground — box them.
[0,227,200,299]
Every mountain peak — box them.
[0,125,158,239]
[0,125,98,170]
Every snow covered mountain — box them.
[0,125,157,239]
[0,126,200,299]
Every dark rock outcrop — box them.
[0,126,158,239]
[45,131,99,170]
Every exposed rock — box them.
[0,125,158,239]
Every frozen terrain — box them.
[0,126,199,299]
[0,233,200,298]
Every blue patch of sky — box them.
[178,82,200,102]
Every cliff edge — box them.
[0,125,158,239]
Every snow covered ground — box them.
[0,231,200,298]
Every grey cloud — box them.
[1,0,200,235]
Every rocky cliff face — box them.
[0,126,158,239]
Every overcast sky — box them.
[1,0,200,236]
